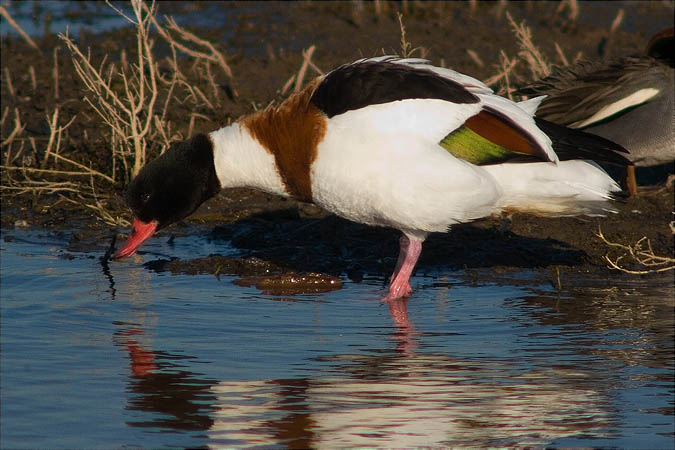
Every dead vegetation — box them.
[596,227,675,275]
[1,0,236,226]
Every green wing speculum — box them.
[439,109,550,165]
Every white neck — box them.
[209,123,287,196]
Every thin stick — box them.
[53,47,60,99]
[146,6,234,83]
[41,108,59,168]
[466,49,484,67]
[281,74,296,96]
[0,106,9,130]
[4,67,15,97]
[295,45,316,93]
[187,113,196,138]
[484,52,518,87]
[0,108,25,148]
[554,42,569,66]
[204,61,219,102]
[1,165,117,177]
[49,153,115,183]
[0,5,40,50]
[499,50,514,99]
[29,65,37,92]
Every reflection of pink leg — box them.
[387,297,418,356]
[387,297,410,328]
[383,235,423,302]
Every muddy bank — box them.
[2,1,673,292]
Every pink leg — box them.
[383,235,423,302]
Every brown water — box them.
[1,230,673,448]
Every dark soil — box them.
[2,1,673,293]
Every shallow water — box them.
[1,230,673,448]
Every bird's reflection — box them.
[114,325,217,432]
[110,293,615,448]
[386,297,418,356]
[118,329,157,377]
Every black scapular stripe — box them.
[310,60,480,118]
[535,117,631,165]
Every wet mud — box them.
[2,2,673,294]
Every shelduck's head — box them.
[114,133,221,259]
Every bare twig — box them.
[41,108,77,168]
[3,140,24,166]
[29,65,37,92]
[41,108,59,168]
[49,152,115,183]
[0,106,9,131]
[1,108,25,148]
[3,67,15,97]
[0,5,40,51]
[146,4,236,99]
[554,42,569,66]
[1,165,114,177]
[295,45,316,93]
[466,49,484,67]
[281,46,322,96]
[485,51,518,87]
[498,50,515,99]
[281,74,296,96]
[53,47,60,99]
[596,227,675,274]
[60,0,161,179]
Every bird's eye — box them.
[141,192,151,203]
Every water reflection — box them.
[3,232,670,448]
[522,275,675,371]
[114,325,217,432]
[109,290,616,448]
[206,355,611,448]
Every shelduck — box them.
[519,28,674,196]
[114,56,629,301]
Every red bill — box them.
[114,218,158,259]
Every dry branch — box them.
[0,5,40,51]
[596,227,675,274]
[466,49,484,68]
[3,66,15,97]
[29,65,37,92]
[145,4,236,98]
[281,46,323,96]
[1,108,25,148]
[295,45,316,93]
[60,0,161,179]
[485,51,518,88]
